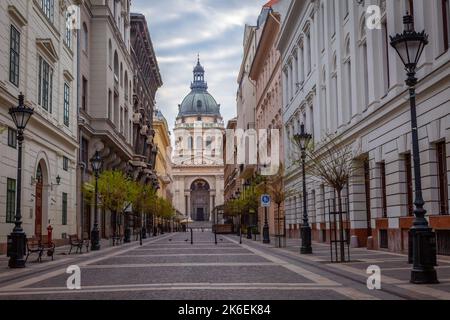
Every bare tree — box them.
[292,134,357,261]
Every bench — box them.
[25,237,44,263]
[68,234,87,254]
[40,235,55,260]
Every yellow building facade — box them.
[153,110,173,202]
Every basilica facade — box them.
[172,59,225,222]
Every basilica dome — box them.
[177,58,222,119]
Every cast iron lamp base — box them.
[90,229,100,251]
[300,225,313,254]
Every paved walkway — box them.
[0,231,448,300]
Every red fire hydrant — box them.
[47,225,53,244]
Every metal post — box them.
[262,181,270,244]
[8,130,26,268]
[408,85,438,284]
[91,171,100,251]
[190,228,193,245]
[300,149,312,254]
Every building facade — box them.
[249,4,284,237]
[153,109,173,202]
[223,118,239,208]
[77,2,161,240]
[172,58,225,223]
[279,0,449,254]
[0,0,79,252]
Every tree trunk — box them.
[337,189,345,262]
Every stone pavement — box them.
[0,231,448,300]
[240,235,450,300]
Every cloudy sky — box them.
[132,0,268,135]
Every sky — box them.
[132,0,268,136]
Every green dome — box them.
[177,57,222,119]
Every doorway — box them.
[190,179,210,221]
[35,164,43,238]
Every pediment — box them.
[36,38,59,63]
[8,5,28,27]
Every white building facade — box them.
[0,0,79,252]
[279,0,449,253]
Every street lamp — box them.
[90,151,103,251]
[7,93,34,268]
[390,14,438,284]
[294,123,312,254]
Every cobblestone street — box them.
[0,231,449,300]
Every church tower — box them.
[172,58,225,223]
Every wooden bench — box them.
[68,234,84,254]
[25,237,44,263]
[40,235,55,260]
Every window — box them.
[330,0,336,35]
[39,0,54,23]
[380,162,387,218]
[63,156,69,171]
[343,0,349,18]
[360,18,369,109]
[437,142,449,215]
[405,153,414,216]
[64,19,71,49]
[108,89,112,120]
[443,0,450,51]
[344,38,352,123]
[381,20,390,94]
[9,25,20,87]
[62,193,68,225]
[63,83,70,126]
[38,56,53,112]
[6,178,16,223]
[82,23,88,52]
[8,127,17,149]
[81,138,89,166]
[108,39,112,67]
[82,77,88,111]
[364,160,372,237]
[197,100,202,108]
[379,229,388,249]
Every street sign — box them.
[261,194,271,207]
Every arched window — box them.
[197,100,202,108]
[82,23,88,52]
[188,136,193,150]
[359,16,369,110]
[113,51,119,80]
[108,39,112,67]
[320,3,325,51]
[321,66,327,132]
[331,53,338,131]
[120,63,123,87]
[343,37,352,124]
[124,71,128,99]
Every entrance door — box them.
[197,208,204,221]
[35,165,43,239]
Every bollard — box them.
[190,228,193,245]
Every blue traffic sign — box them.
[261,194,271,207]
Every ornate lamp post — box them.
[7,93,33,268]
[294,124,313,254]
[90,151,103,251]
[390,14,438,284]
